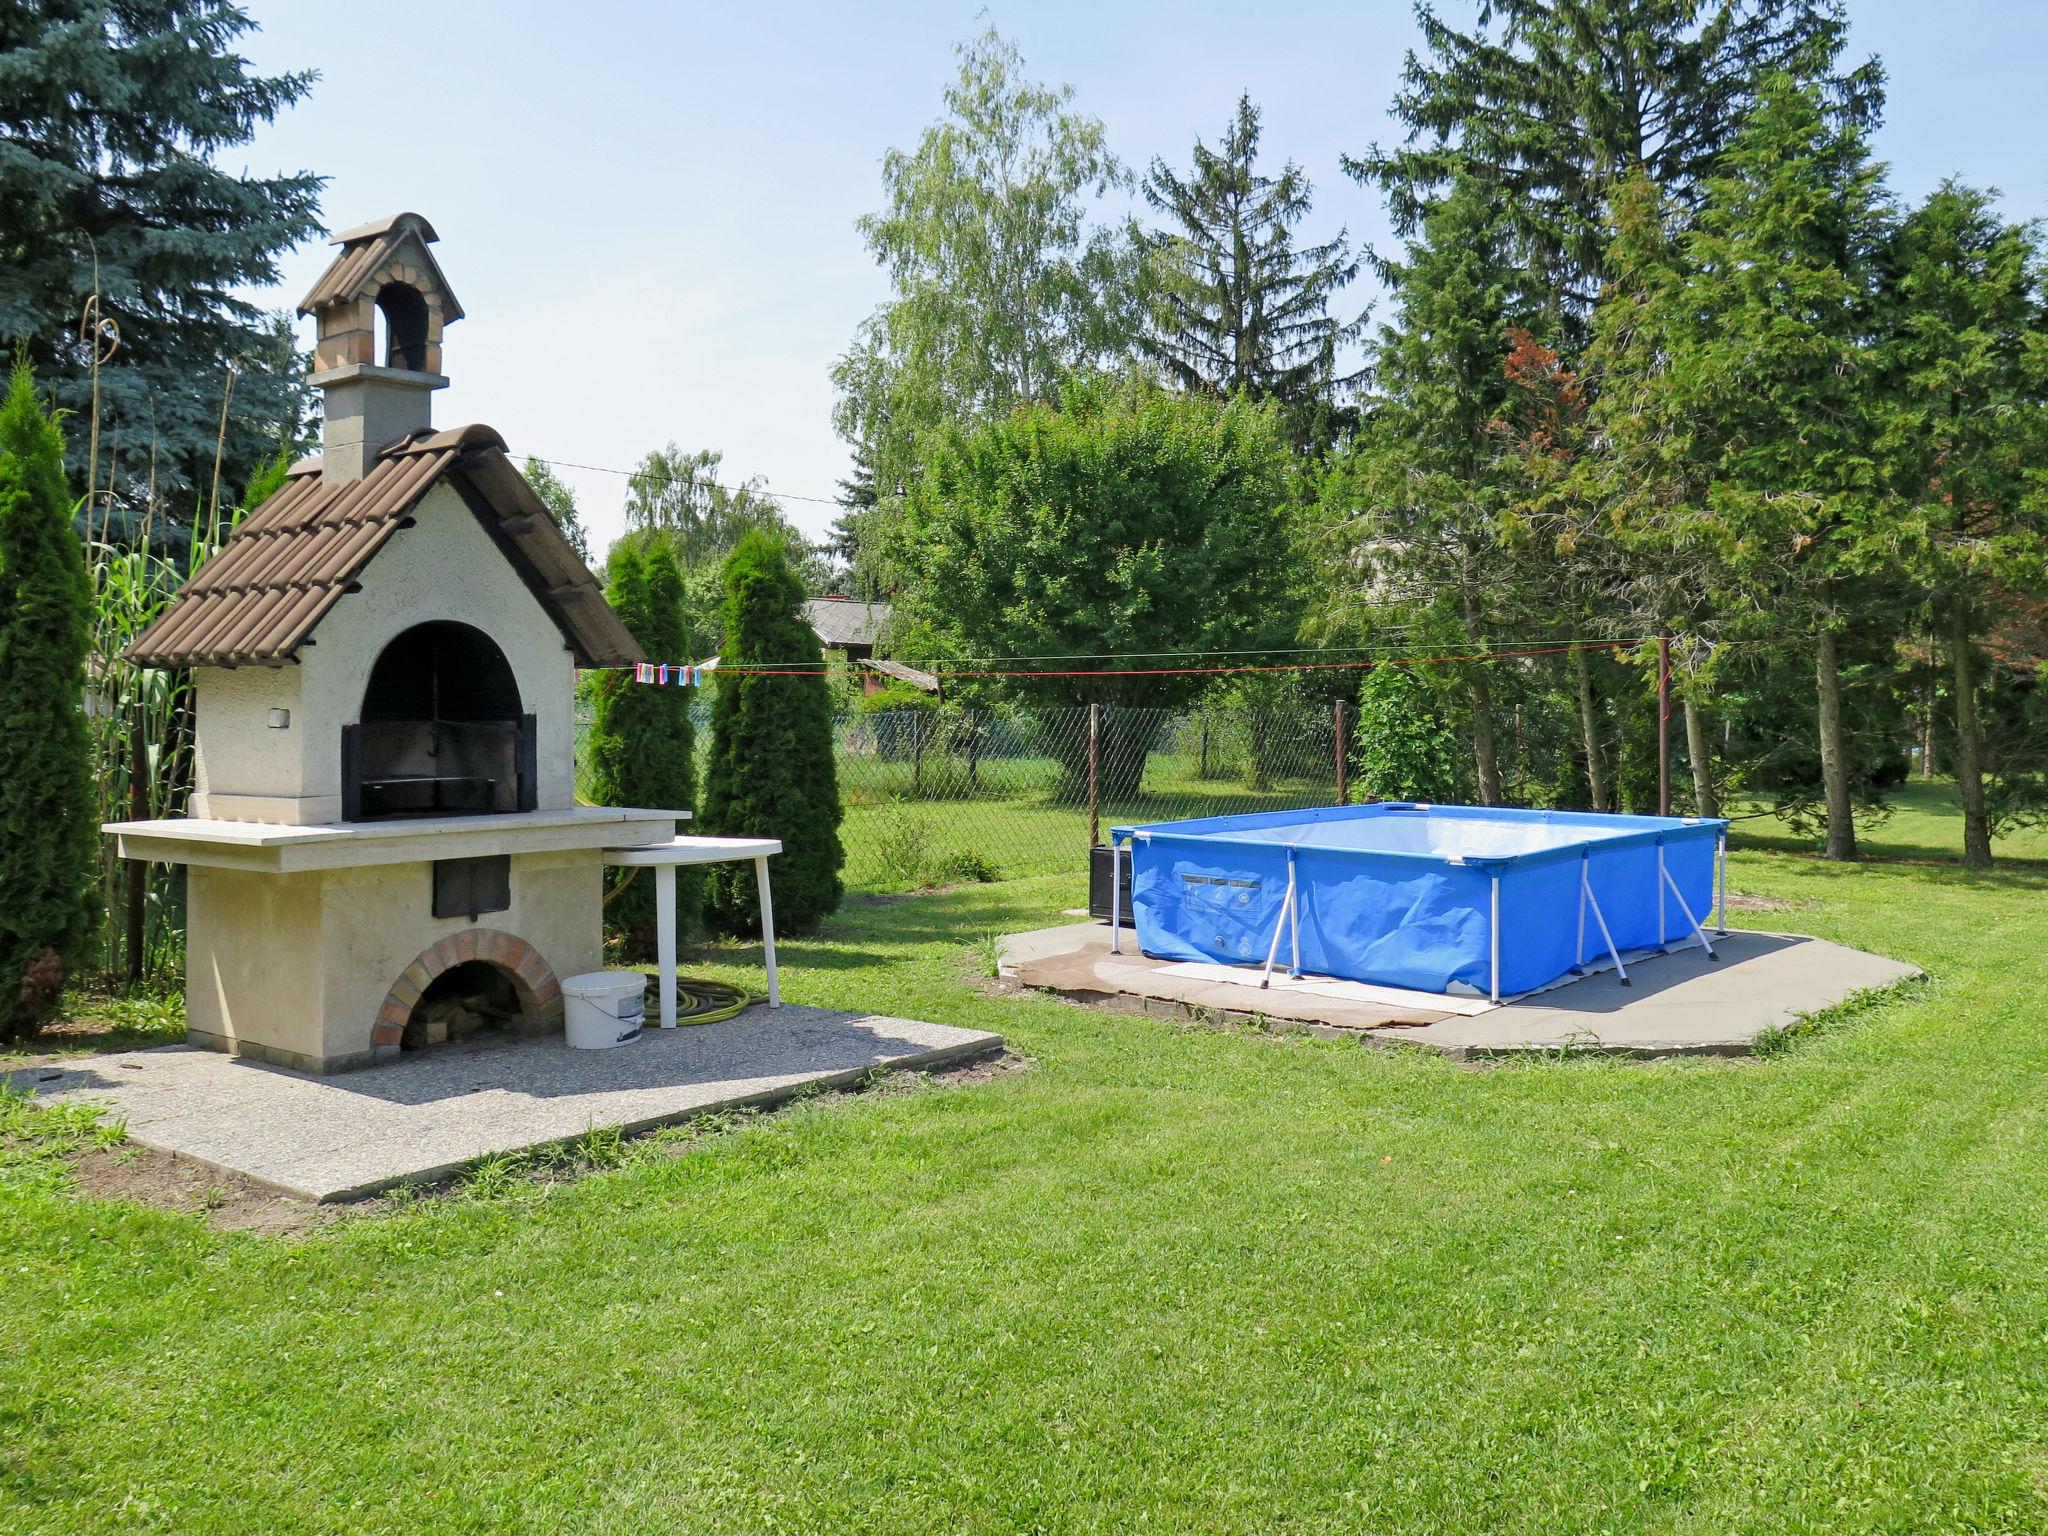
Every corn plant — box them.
[84,510,229,983]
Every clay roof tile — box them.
[125,431,638,670]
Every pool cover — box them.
[1109,803,1728,999]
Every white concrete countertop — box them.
[603,835,781,866]
[104,806,688,873]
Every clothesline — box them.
[608,638,1669,686]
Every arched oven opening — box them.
[342,621,536,820]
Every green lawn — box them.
[6,786,2048,1533]
[838,749,1338,890]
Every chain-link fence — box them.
[578,696,1351,894]
[834,703,1343,890]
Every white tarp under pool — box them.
[1109,803,1729,1001]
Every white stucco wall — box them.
[191,479,579,823]
[192,665,304,819]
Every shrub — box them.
[1353,665,1465,804]
[701,532,844,932]
[583,541,696,953]
[875,814,933,887]
[0,362,98,1040]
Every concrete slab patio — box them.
[1002,921,1918,1059]
[9,1006,1002,1202]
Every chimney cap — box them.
[328,210,441,246]
[298,211,464,322]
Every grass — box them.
[5,786,2048,1532]
[839,748,1339,891]
[0,984,187,1068]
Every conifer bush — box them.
[1353,665,1466,805]
[0,363,98,1040]
[701,531,844,932]
[583,540,696,953]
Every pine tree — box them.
[584,543,697,952]
[1576,173,1734,812]
[1140,95,1361,443]
[1322,178,1540,803]
[0,2,322,510]
[1656,74,1896,860]
[0,362,98,1040]
[700,532,844,933]
[1879,182,2048,866]
[1351,1,1879,323]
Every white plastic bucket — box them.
[561,970,646,1050]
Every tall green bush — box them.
[701,532,844,933]
[1353,665,1465,805]
[583,541,696,953]
[0,363,98,1039]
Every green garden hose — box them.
[648,975,760,1026]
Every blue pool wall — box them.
[1111,803,1727,997]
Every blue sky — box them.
[237,1,2048,555]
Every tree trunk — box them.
[1461,586,1502,806]
[1573,646,1610,812]
[1469,671,1503,806]
[1948,607,1992,869]
[1814,629,1858,861]
[1683,695,1719,819]
[1920,680,1936,781]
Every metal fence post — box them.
[1088,701,1102,848]
[1334,699,1349,806]
[1657,627,1672,817]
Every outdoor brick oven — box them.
[105,213,678,1072]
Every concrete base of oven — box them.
[183,848,599,1074]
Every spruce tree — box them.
[584,542,696,952]
[1655,74,1895,860]
[701,532,844,933]
[0,2,323,509]
[1879,183,2048,866]
[1140,95,1361,443]
[1352,1,1878,323]
[0,362,97,1040]
[1321,178,1539,803]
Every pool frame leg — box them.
[1109,835,1122,955]
[1288,851,1302,979]
[1660,859,1719,961]
[1575,859,1588,970]
[1260,858,1298,990]
[1715,834,1728,935]
[1656,842,1668,947]
[1581,858,1629,986]
[1489,875,1502,1004]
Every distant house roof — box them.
[804,597,889,651]
[860,657,940,693]
[126,424,639,670]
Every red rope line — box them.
[620,640,1639,681]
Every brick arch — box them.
[371,928,563,1052]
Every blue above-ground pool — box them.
[1108,803,1730,1001]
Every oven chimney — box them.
[298,213,465,481]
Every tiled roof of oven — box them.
[125,424,642,669]
[803,597,890,650]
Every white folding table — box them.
[602,835,783,1027]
